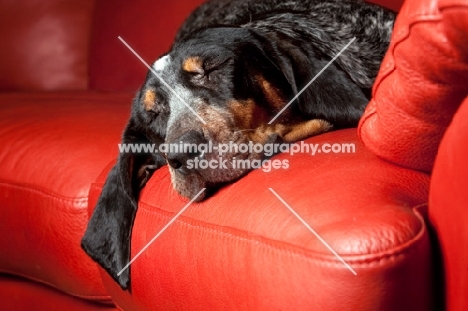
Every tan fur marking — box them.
[281,119,333,142]
[228,99,255,130]
[257,75,285,110]
[143,90,157,111]
[228,99,271,131]
[182,56,203,74]
[229,94,331,145]
[248,119,332,144]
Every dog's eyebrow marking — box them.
[143,90,157,111]
[118,37,207,124]
[182,56,203,74]
[153,55,171,71]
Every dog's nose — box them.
[166,130,206,171]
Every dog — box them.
[82,0,396,290]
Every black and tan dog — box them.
[82,0,395,289]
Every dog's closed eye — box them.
[183,56,232,86]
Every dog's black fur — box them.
[82,0,395,289]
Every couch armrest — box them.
[358,0,468,172]
[359,0,468,309]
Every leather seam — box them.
[0,270,112,301]
[138,201,427,267]
[374,15,443,93]
[0,180,88,203]
[357,104,377,140]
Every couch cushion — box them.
[0,92,133,300]
[89,129,434,311]
[358,0,468,172]
[0,0,94,91]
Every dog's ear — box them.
[292,56,369,128]
[81,122,165,290]
[254,31,369,128]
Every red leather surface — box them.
[371,0,404,11]
[0,0,451,309]
[0,92,133,299]
[429,97,468,311]
[0,0,94,91]
[88,0,205,92]
[358,0,468,172]
[0,274,117,311]
[89,130,433,311]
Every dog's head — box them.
[135,27,354,200]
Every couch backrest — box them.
[88,0,205,92]
[0,0,94,91]
[0,0,403,93]
[87,0,403,92]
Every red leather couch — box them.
[0,0,466,310]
